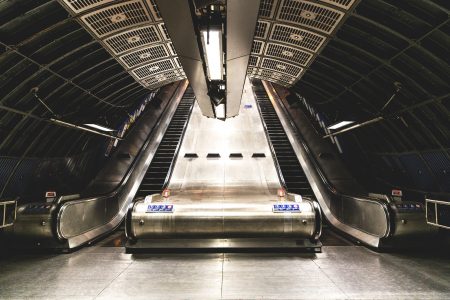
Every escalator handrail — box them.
[262,81,393,240]
[252,85,288,191]
[54,81,187,243]
[161,90,196,191]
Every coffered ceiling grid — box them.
[248,0,358,87]
[58,0,186,90]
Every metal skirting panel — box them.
[58,0,186,90]
[247,0,359,87]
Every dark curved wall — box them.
[291,0,449,198]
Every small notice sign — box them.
[273,203,301,213]
[146,204,174,213]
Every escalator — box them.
[253,84,313,198]
[256,79,435,248]
[136,89,194,197]
[5,81,190,250]
[125,79,322,251]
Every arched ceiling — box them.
[294,0,449,157]
[0,0,154,157]
[0,0,449,169]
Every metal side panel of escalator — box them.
[4,81,190,250]
[256,79,436,249]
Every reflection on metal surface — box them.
[262,80,435,247]
[6,82,188,249]
[127,79,321,244]
[129,198,317,239]
[56,82,189,248]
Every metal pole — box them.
[0,104,121,140]
[323,116,384,139]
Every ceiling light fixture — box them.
[202,29,223,80]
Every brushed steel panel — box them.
[155,0,214,117]
[226,0,261,118]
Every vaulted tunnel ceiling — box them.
[0,0,449,178]
[293,0,449,158]
[0,0,154,157]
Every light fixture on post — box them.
[327,121,354,130]
[84,123,115,132]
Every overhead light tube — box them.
[84,123,115,132]
[202,30,223,80]
[327,121,354,130]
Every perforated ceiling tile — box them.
[261,58,303,77]
[259,0,279,19]
[148,0,162,21]
[320,0,356,10]
[277,0,344,34]
[247,67,259,75]
[158,23,170,40]
[104,25,161,55]
[258,69,296,84]
[167,42,177,55]
[270,24,326,52]
[265,43,313,66]
[142,70,183,86]
[250,73,293,87]
[251,40,265,55]
[59,0,114,14]
[255,21,271,39]
[119,44,169,68]
[132,59,176,79]
[248,56,260,67]
[80,0,153,38]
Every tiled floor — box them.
[1,233,449,299]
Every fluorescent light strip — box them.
[215,103,225,119]
[84,123,115,132]
[202,30,223,80]
[327,121,354,130]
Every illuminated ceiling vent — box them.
[104,25,161,55]
[320,0,357,10]
[265,43,313,66]
[60,0,114,14]
[255,21,271,39]
[269,24,326,52]
[261,58,303,77]
[258,69,296,85]
[259,0,279,19]
[247,67,259,75]
[142,69,185,87]
[80,0,153,38]
[276,0,344,34]
[132,59,177,79]
[251,40,265,55]
[119,44,170,68]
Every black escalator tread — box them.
[135,89,195,198]
[254,86,314,198]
